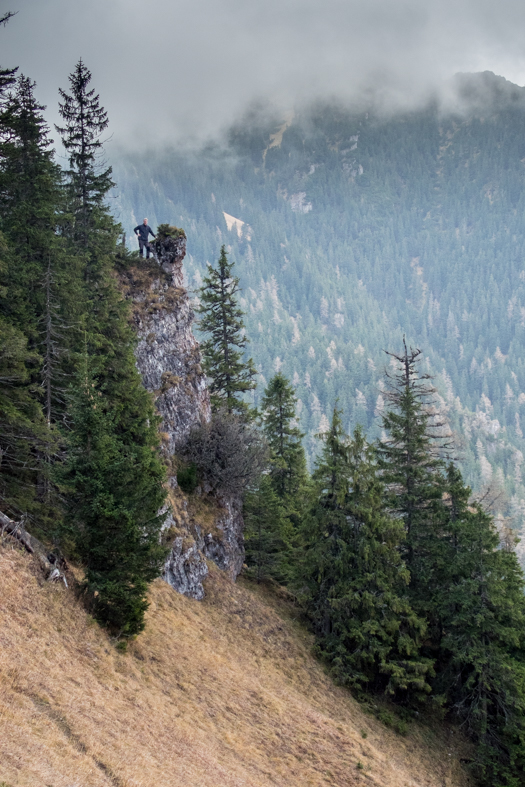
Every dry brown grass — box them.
[0,544,474,787]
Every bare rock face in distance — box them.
[120,229,245,599]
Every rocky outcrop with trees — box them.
[119,230,255,598]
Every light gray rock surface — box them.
[162,535,208,601]
[120,230,245,600]
[130,232,211,454]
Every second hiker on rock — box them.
[134,218,156,258]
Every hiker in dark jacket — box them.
[134,218,156,258]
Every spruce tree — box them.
[198,245,257,416]
[243,475,291,584]
[0,310,48,519]
[261,372,309,508]
[296,407,350,637]
[55,59,114,248]
[377,340,449,611]
[0,77,68,530]
[0,56,168,638]
[435,465,525,786]
[60,356,167,637]
[247,373,309,584]
[0,75,65,340]
[298,411,432,697]
[55,61,159,491]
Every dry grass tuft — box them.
[0,544,473,787]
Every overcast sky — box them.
[3,0,525,147]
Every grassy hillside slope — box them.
[0,544,472,787]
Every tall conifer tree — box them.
[377,340,449,611]
[56,59,113,248]
[54,63,168,633]
[0,77,67,528]
[0,76,64,339]
[435,465,525,786]
[198,245,257,416]
[0,309,48,519]
[60,356,167,637]
[244,475,291,584]
[246,372,309,583]
[261,372,308,507]
[298,411,431,697]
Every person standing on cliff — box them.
[134,218,156,258]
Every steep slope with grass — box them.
[0,544,472,787]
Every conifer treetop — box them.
[56,59,109,163]
[0,12,17,99]
[381,337,453,466]
[55,58,114,237]
[198,245,257,416]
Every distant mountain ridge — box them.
[112,71,525,557]
[452,70,525,112]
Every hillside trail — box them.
[0,545,473,787]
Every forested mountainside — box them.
[112,71,525,553]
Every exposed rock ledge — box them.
[119,231,245,599]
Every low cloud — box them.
[3,0,525,146]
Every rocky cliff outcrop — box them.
[119,229,245,599]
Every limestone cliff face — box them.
[119,231,245,599]
[129,232,210,454]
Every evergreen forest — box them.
[0,35,168,638]
[113,71,525,558]
[3,11,525,783]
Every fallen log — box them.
[0,510,34,553]
[0,510,68,586]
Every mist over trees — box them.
[113,87,525,554]
[3,12,525,784]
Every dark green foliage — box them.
[0,75,65,340]
[297,410,432,698]
[377,341,449,610]
[244,474,291,584]
[378,343,525,784]
[0,77,68,530]
[56,59,114,246]
[0,50,169,638]
[60,358,167,637]
[177,462,198,494]
[156,223,186,240]
[0,312,48,518]
[198,245,257,416]
[434,465,525,785]
[248,372,309,582]
[261,372,309,508]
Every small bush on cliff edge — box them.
[156,223,186,240]
[179,409,268,497]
